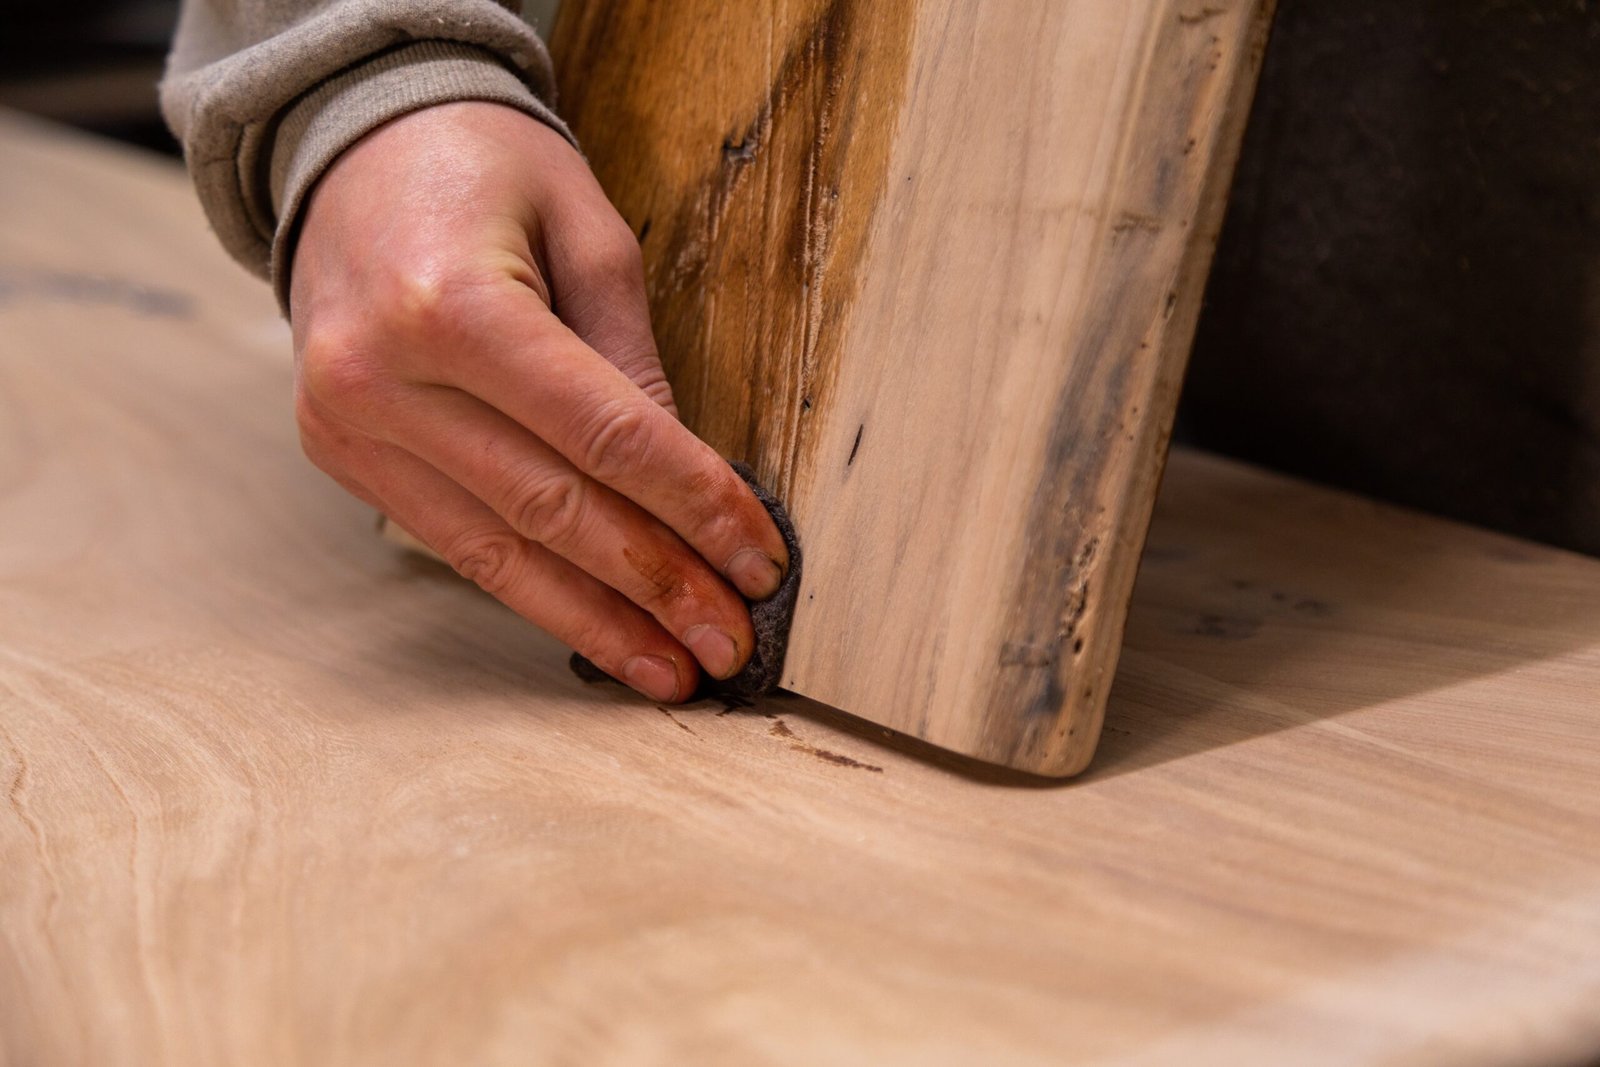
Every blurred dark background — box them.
[0,0,179,151]
[3,0,1598,556]
[1185,1,1600,558]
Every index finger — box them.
[416,284,791,602]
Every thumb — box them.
[543,212,677,416]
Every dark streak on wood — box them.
[983,1,1278,770]
[1112,212,1165,236]
[768,718,884,772]
[656,706,699,736]
[721,136,758,164]
[551,0,917,504]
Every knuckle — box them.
[581,228,645,287]
[631,362,675,404]
[382,265,460,337]
[293,386,322,440]
[683,465,750,547]
[608,238,646,282]
[565,627,623,676]
[296,426,335,475]
[293,389,349,470]
[296,414,329,466]
[293,378,317,420]
[445,531,523,597]
[505,473,587,547]
[378,265,478,344]
[609,344,676,409]
[299,333,383,412]
[580,402,655,483]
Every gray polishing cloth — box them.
[570,462,802,700]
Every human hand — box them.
[288,102,789,703]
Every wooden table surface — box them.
[3,113,1599,1066]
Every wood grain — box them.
[552,0,1277,775]
[552,0,916,483]
[6,114,1600,1066]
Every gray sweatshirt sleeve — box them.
[160,0,574,311]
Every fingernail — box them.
[621,655,681,702]
[684,624,740,679]
[726,547,784,601]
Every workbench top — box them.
[3,113,1598,1066]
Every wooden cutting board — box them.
[548,0,1277,775]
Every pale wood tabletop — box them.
[2,113,1599,1066]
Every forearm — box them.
[160,0,572,311]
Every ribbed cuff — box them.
[263,39,575,315]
